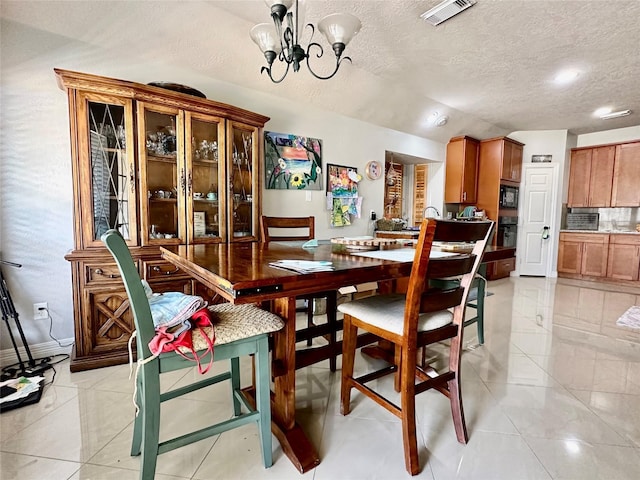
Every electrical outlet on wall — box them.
[33,302,48,320]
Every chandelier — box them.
[250,0,361,83]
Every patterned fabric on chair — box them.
[339,219,493,475]
[102,229,283,480]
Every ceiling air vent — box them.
[421,0,476,26]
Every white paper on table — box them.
[351,248,457,262]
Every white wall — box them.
[576,126,640,147]
[0,20,445,357]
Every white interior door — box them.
[519,164,558,276]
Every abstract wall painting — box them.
[264,131,323,190]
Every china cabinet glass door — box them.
[228,121,259,241]
[185,112,225,244]
[78,92,137,248]
[138,103,184,246]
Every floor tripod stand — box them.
[1,260,52,380]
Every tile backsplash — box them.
[566,207,640,231]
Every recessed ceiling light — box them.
[594,107,612,117]
[599,109,631,120]
[554,69,580,85]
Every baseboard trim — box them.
[0,339,74,368]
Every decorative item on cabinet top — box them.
[147,82,206,98]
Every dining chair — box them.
[101,229,284,480]
[260,216,339,371]
[339,219,493,475]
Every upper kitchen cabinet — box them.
[611,141,640,207]
[445,135,479,204]
[479,136,524,184]
[568,141,640,208]
[567,145,615,207]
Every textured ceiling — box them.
[2,0,639,144]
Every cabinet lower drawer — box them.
[85,262,130,285]
[486,257,515,280]
[142,259,189,281]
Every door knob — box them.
[542,226,550,240]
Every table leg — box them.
[270,296,320,473]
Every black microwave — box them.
[499,185,519,209]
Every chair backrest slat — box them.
[260,216,315,242]
[419,287,464,313]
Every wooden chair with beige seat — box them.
[260,215,339,371]
[339,219,493,475]
[102,229,284,480]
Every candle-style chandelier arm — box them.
[305,25,351,81]
[251,1,361,83]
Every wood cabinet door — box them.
[557,239,582,274]
[581,240,609,277]
[611,142,640,207]
[588,146,615,207]
[567,149,592,207]
[607,243,640,281]
[509,142,523,182]
[462,138,479,203]
[445,136,478,203]
[76,92,138,248]
[82,286,134,356]
[445,138,464,203]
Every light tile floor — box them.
[2,276,640,479]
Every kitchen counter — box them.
[560,229,640,235]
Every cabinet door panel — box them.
[567,149,592,207]
[227,121,260,241]
[557,240,582,274]
[510,142,523,182]
[138,103,183,245]
[588,146,615,207]
[445,136,478,203]
[607,244,640,281]
[185,112,226,244]
[77,92,137,248]
[82,286,134,355]
[611,142,640,207]
[582,241,608,277]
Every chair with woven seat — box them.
[260,215,339,371]
[101,229,284,480]
[339,219,493,475]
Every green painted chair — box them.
[102,229,284,480]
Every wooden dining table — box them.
[160,241,514,473]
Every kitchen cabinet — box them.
[478,136,524,185]
[445,135,479,204]
[502,139,523,182]
[611,141,640,207]
[567,146,615,207]
[558,232,609,277]
[56,69,269,371]
[607,234,640,281]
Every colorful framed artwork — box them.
[264,131,323,190]
[326,164,359,197]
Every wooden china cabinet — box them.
[56,69,269,371]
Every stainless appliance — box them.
[499,185,519,209]
[497,216,518,248]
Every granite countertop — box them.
[560,229,640,235]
